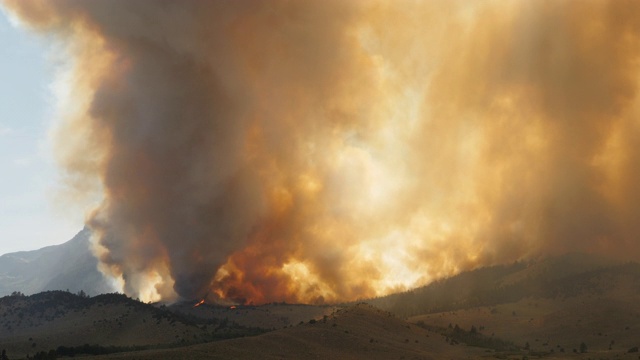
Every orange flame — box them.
[193,299,205,308]
[8,0,640,305]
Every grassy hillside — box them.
[94,303,490,360]
[366,253,625,317]
[409,263,640,357]
[2,253,639,359]
[0,291,264,359]
[169,301,336,330]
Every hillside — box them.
[0,228,112,297]
[402,256,640,359]
[169,301,336,330]
[411,294,640,358]
[366,253,621,317]
[96,303,489,360]
[1,253,639,359]
[0,291,198,358]
[0,291,267,359]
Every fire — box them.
[229,305,237,310]
[193,299,205,308]
[7,0,640,305]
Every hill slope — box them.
[96,303,489,360]
[0,228,113,297]
[2,253,639,359]
[367,253,622,317]
[0,291,226,358]
[409,263,640,357]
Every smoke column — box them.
[4,0,640,303]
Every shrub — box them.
[580,341,587,353]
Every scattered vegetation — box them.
[31,350,57,360]
[414,321,518,352]
[0,290,270,358]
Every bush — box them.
[628,346,639,353]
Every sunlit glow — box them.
[5,0,640,304]
[137,272,164,304]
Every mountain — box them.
[0,228,113,297]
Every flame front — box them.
[193,299,205,308]
[4,1,640,304]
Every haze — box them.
[3,0,640,305]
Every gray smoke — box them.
[4,0,640,303]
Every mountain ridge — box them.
[0,228,113,297]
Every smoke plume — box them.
[4,0,640,303]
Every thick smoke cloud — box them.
[4,0,640,304]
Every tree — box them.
[1,349,9,360]
[580,342,587,353]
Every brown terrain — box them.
[0,292,208,358]
[0,253,638,359]
[169,302,337,331]
[94,303,486,360]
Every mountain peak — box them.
[0,228,113,297]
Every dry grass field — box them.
[410,295,640,360]
[170,302,337,330]
[94,303,488,360]
[0,292,208,358]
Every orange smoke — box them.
[3,0,640,304]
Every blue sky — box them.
[0,10,83,254]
